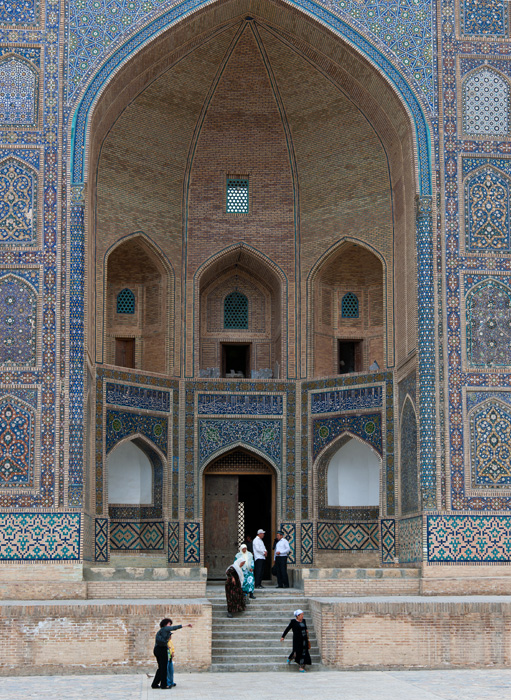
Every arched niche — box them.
[400,396,419,515]
[108,440,153,505]
[327,437,380,507]
[197,246,284,378]
[104,234,173,373]
[311,242,385,378]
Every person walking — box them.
[151,617,192,689]
[280,609,312,672]
[235,543,256,599]
[253,528,267,589]
[225,558,246,618]
[274,531,291,588]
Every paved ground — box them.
[1,669,510,700]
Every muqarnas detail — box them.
[466,279,511,367]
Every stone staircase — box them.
[207,584,322,672]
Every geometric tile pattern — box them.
[427,515,511,563]
[466,279,511,368]
[0,56,38,128]
[0,158,37,245]
[398,516,423,563]
[280,523,296,564]
[106,409,168,455]
[300,522,313,565]
[470,400,511,487]
[466,167,511,252]
[0,396,35,487]
[197,393,283,415]
[317,521,379,550]
[463,67,509,136]
[313,412,382,459]
[184,522,200,563]
[463,0,508,36]
[400,397,419,514]
[168,522,179,564]
[110,521,164,550]
[311,386,382,414]
[95,518,109,562]
[198,419,282,468]
[380,519,396,564]
[0,273,37,366]
[0,513,81,561]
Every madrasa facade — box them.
[1,0,511,598]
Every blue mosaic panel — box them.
[106,383,170,412]
[301,522,313,565]
[0,396,35,487]
[0,513,81,561]
[280,523,296,564]
[427,515,511,563]
[466,167,511,252]
[168,522,179,564]
[0,158,37,245]
[463,0,507,36]
[313,413,381,459]
[106,410,168,454]
[466,280,511,368]
[0,55,38,128]
[184,522,200,563]
[199,419,282,467]
[400,398,419,514]
[95,518,109,562]
[0,0,39,25]
[467,390,511,412]
[470,400,511,487]
[110,521,164,550]
[463,67,509,137]
[399,516,423,563]
[311,386,382,414]
[198,394,283,415]
[381,519,396,564]
[0,273,37,367]
[317,522,379,550]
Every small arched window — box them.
[341,292,359,318]
[116,288,135,314]
[224,291,248,329]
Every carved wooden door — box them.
[204,475,239,578]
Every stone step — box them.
[209,662,324,672]
[212,643,319,653]
[212,629,318,639]
[211,653,322,664]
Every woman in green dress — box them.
[235,543,256,600]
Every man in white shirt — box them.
[274,531,291,588]
[253,528,267,589]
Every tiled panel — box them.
[300,522,313,565]
[427,515,511,563]
[317,522,379,550]
[110,521,164,551]
[0,513,81,561]
[184,521,200,563]
[381,519,396,564]
[94,517,109,562]
[168,522,179,563]
[280,522,296,564]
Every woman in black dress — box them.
[280,609,311,672]
[225,559,246,618]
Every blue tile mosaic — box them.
[106,382,170,412]
[198,419,282,468]
[313,413,382,459]
[197,394,283,415]
[0,157,38,245]
[280,522,296,564]
[300,522,313,565]
[470,400,511,487]
[399,516,422,563]
[0,513,81,561]
[400,398,419,514]
[311,386,382,414]
[462,67,509,137]
[0,0,39,25]
[0,53,39,128]
[110,521,164,550]
[95,517,109,562]
[463,0,507,36]
[0,273,38,367]
[168,522,179,564]
[317,521,379,550]
[465,166,511,252]
[0,395,35,487]
[427,515,511,563]
[184,521,200,563]
[466,279,511,368]
[106,409,168,455]
[381,519,396,564]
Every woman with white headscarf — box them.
[225,558,246,618]
[280,609,312,672]
[235,543,256,599]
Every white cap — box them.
[257,528,265,534]
[294,609,304,617]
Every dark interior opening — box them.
[338,340,362,374]
[222,343,250,377]
[239,474,273,580]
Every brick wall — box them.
[0,601,211,673]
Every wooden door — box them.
[204,475,239,577]
[115,338,135,368]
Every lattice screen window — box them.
[237,502,245,545]
[224,291,248,328]
[226,178,249,213]
[341,292,359,318]
[116,288,135,314]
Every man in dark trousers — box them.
[253,528,267,589]
[151,617,192,689]
[274,531,291,588]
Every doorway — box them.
[222,343,250,377]
[203,449,275,579]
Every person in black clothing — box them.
[151,617,192,689]
[280,609,311,672]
